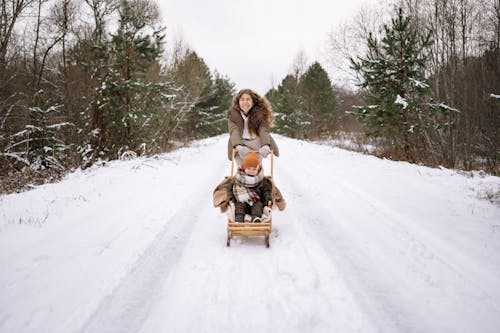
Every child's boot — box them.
[234,202,246,223]
[251,201,264,223]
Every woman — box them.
[227,89,280,164]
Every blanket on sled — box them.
[212,176,286,213]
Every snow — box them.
[409,78,430,89]
[46,122,73,129]
[395,94,408,109]
[429,102,460,113]
[0,152,29,165]
[1,135,499,333]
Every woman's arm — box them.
[257,121,271,147]
[258,122,280,157]
[227,110,243,147]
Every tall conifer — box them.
[351,7,432,159]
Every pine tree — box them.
[4,106,72,172]
[167,50,212,138]
[196,71,235,137]
[267,74,308,139]
[77,0,169,165]
[350,7,432,160]
[301,62,338,138]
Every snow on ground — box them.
[0,134,499,333]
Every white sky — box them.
[158,0,373,95]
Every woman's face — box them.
[239,93,253,114]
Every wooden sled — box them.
[227,149,274,248]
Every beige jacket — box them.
[227,108,280,160]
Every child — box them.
[228,151,273,222]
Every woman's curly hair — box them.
[231,89,275,135]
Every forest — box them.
[1,0,498,194]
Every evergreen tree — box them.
[267,74,308,139]
[301,62,338,138]
[350,7,432,160]
[196,71,235,137]
[167,50,212,138]
[4,106,72,172]
[78,0,168,166]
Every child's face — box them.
[244,167,258,176]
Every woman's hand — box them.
[259,145,270,158]
[236,145,250,158]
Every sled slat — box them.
[228,222,271,227]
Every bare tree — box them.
[398,0,499,171]
[325,1,391,89]
[325,0,499,172]
[290,49,308,80]
[0,0,36,68]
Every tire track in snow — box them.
[133,150,376,332]
[80,143,227,333]
[277,162,405,332]
[276,157,500,333]
[299,156,500,310]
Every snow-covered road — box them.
[1,135,499,333]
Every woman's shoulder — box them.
[228,108,243,125]
[227,107,240,117]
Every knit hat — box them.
[242,151,260,169]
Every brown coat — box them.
[268,177,286,211]
[227,108,280,160]
[213,176,286,213]
[213,176,233,213]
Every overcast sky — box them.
[157,0,374,95]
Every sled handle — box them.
[231,148,274,178]
[270,149,274,179]
[231,148,236,176]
